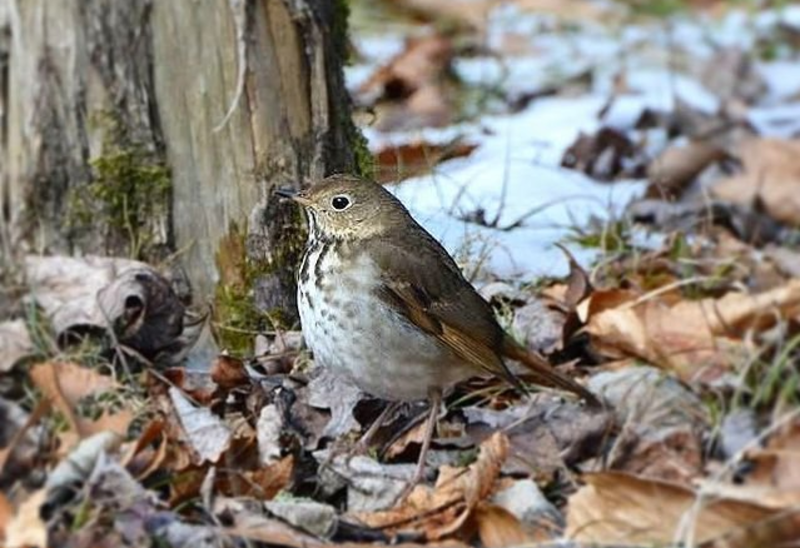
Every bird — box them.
[276,174,599,493]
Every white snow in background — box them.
[385,97,643,278]
[748,103,800,139]
[758,62,800,100]
[347,6,800,279]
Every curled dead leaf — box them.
[24,255,186,359]
[210,354,250,390]
[350,432,509,540]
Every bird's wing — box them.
[368,228,599,406]
[368,230,521,386]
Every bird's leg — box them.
[398,388,442,502]
[321,400,400,472]
[352,400,401,455]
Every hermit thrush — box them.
[276,175,598,489]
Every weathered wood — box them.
[2,0,169,260]
[0,0,363,350]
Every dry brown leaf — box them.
[357,34,454,131]
[123,420,170,480]
[591,367,707,485]
[5,489,48,548]
[210,354,250,390]
[231,455,294,500]
[0,491,13,544]
[351,432,509,540]
[391,0,492,32]
[562,126,643,181]
[358,35,452,102]
[702,418,800,508]
[229,505,469,548]
[647,141,724,199]
[747,420,800,491]
[374,140,477,183]
[583,279,800,381]
[383,419,427,460]
[566,472,800,546]
[713,138,800,226]
[473,503,531,548]
[30,361,132,441]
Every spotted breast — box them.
[296,212,474,401]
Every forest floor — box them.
[2,0,800,547]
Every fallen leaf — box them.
[307,366,363,439]
[700,418,800,508]
[45,431,122,491]
[383,418,427,460]
[713,138,800,226]
[0,491,13,544]
[465,398,611,477]
[30,361,133,441]
[561,126,645,181]
[5,489,48,548]
[565,472,800,547]
[24,255,186,359]
[511,300,565,355]
[210,354,250,390]
[265,499,337,538]
[589,367,708,484]
[391,0,492,32]
[257,404,284,466]
[583,280,800,381]
[351,433,509,540]
[169,387,232,464]
[491,479,561,541]
[647,141,724,199]
[317,452,416,512]
[123,419,169,480]
[0,320,34,373]
[357,34,454,131]
[374,139,477,183]
[473,503,530,548]
[513,0,619,22]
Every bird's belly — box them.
[298,258,473,401]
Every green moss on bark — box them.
[213,213,307,355]
[68,112,171,259]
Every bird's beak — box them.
[275,188,312,206]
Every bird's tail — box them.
[501,337,601,407]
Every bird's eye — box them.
[331,195,351,211]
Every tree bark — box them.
[0,0,363,351]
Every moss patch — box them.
[213,214,307,355]
[213,222,261,354]
[68,112,171,259]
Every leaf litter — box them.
[4,1,800,547]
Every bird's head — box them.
[276,175,409,240]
